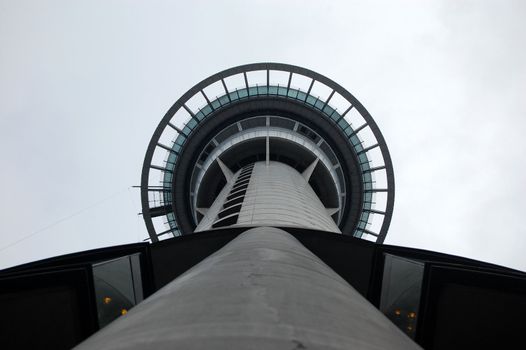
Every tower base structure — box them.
[75,227,419,350]
[3,226,526,349]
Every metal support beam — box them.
[221,79,231,102]
[167,122,183,134]
[357,143,379,155]
[217,158,234,183]
[156,142,178,154]
[302,158,319,181]
[243,72,249,90]
[322,89,336,109]
[286,71,292,94]
[349,123,368,136]
[182,104,197,121]
[200,90,213,109]
[364,188,388,193]
[364,208,386,215]
[150,164,172,173]
[362,165,386,174]
[305,78,315,100]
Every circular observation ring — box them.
[141,63,394,243]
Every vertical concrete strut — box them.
[216,158,233,183]
[302,158,319,181]
[75,227,420,350]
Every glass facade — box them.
[92,253,143,328]
[380,253,424,339]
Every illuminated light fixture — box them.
[394,309,401,316]
[103,297,112,305]
[408,312,416,319]
[121,309,128,315]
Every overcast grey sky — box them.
[1,0,525,270]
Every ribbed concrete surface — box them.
[75,228,420,350]
[196,161,340,233]
[237,162,340,232]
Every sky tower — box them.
[74,63,414,349]
[6,64,525,350]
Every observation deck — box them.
[141,63,394,243]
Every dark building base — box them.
[1,228,526,349]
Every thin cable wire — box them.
[0,187,130,253]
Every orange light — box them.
[394,309,401,316]
[103,297,112,305]
[408,312,416,319]
[121,309,128,315]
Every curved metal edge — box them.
[141,62,395,242]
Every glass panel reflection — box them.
[93,253,143,328]
[380,253,424,339]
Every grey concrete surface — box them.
[76,227,420,349]
[197,161,341,233]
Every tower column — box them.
[76,227,419,349]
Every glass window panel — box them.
[296,91,307,101]
[338,118,350,130]
[306,95,317,106]
[277,86,288,96]
[323,105,335,118]
[380,254,424,339]
[364,191,373,204]
[287,88,298,98]
[219,95,230,105]
[201,105,213,116]
[130,254,143,303]
[353,229,364,238]
[344,126,354,136]
[172,144,181,153]
[359,153,369,164]
[314,99,324,110]
[175,135,186,146]
[195,111,205,121]
[360,211,370,223]
[167,153,177,164]
[93,254,143,328]
[186,119,198,129]
[238,88,248,98]
[350,134,363,147]
[259,85,268,94]
[211,100,221,109]
[361,160,371,172]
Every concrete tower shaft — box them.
[196,161,340,233]
[75,228,419,350]
[73,64,406,349]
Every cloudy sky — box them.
[1,0,525,270]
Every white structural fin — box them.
[326,208,340,216]
[196,207,209,215]
[302,158,319,181]
[217,158,234,183]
